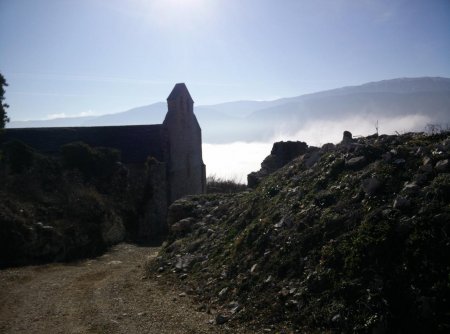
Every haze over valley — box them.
[8,77,450,179]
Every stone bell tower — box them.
[163,83,206,203]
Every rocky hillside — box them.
[149,131,450,333]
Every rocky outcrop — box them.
[247,141,311,188]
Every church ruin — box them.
[3,83,206,238]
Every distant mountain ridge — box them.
[8,77,450,143]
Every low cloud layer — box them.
[46,110,96,120]
[202,142,272,182]
[203,114,432,182]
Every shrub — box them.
[2,140,34,173]
[92,146,121,179]
[61,142,95,177]
[61,142,120,181]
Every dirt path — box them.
[0,243,222,334]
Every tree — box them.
[1,73,10,129]
[1,73,9,128]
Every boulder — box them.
[361,177,381,196]
[171,217,195,235]
[167,199,197,225]
[342,131,353,143]
[393,196,410,209]
[215,314,229,325]
[270,141,308,167]
[247,141,309,188]
[345,156,367,169]
[247,172,261,189]
[402,181,419,194]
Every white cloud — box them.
[46,113,68,120]
[202,142,272,182]
[46,110,97,120]
[274,114,431,146]
[79,110,96,117]
[202,114,432,182]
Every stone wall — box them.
[2,125,164,164]
[137,159,168,240]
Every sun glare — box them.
[162,0,205,9]
[140,0,214,26]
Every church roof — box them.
[167,83,194,102]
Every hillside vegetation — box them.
[0,141,154,267]
[149,131,450,333]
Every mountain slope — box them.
[244,77,450,139]
[247,91,450,122]
[8,77,450,143]
[83,102,167,126]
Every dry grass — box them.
[206,174,247,194]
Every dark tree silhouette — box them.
[1,73,9,128]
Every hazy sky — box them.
[1,0,449,121]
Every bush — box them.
[93,146,121,178]
[2,140,34,173]
[61,142,120,181]
[61,142,95,176]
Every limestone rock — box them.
[342,131,353,143]
[361,177,381,196]
[402,181,419,193]
[218,287,229,297]
[393,196,410,209]
[175,254,196,272]
[420,163,433,173]
[382,151,392,162]
[215,314,229,325]
[247,141,309,188]
[271,141,308,166]
[435,159,449,172]
[345,156,366,169]
[247,172,261,189]
[171,217,195,235]
[167,199,197,225]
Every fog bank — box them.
[203,114,432,182]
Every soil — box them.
[0,243,236,334]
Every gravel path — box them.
[0,243,221,334]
